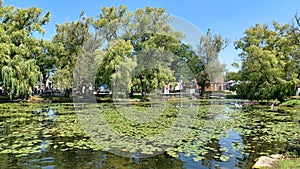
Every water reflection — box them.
[218,130,244,169]
[18,151,185,169]
[0,103,299,169]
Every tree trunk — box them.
[141,86,146,97]
[129,88,134,98]
[140,76,146,97]
[43,75,47,88]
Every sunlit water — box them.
[0,103,299,169]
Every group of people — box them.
[33,86,62,96]
[81,83,93,95]
[0,85,62,97]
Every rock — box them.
[252,154,283,168]
[252,156,276,169]
[270,154,283,160]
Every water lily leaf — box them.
[218,155,230,162]
[193,156,204,162]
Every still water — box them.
[0,102,299,169]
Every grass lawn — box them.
[272,158,300,169]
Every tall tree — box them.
[2,56,42,99]
[29,39,59,86]
[172,43,201,82]
[0,3,50,98]
[72,33,104,95]
[125,7,183,96]
[196,29,228,96]
[235,22,298,102]
[93,5,132,93]
[132,48,175,96]
[111,57,137,98]
[129,33,180,96]
[93,5,128,42]
[96,39,133,91]
[289,14,300,80]
[51,12,92,90]
[126,6,175,36]
[94,6,183,96]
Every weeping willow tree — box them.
[0,3,51,99]
[2,56,42,99]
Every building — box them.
[206,75,224,91]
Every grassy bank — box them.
[272,158,300,169]
[280,99,300,107]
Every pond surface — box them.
[0,102,299,169]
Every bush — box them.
[281,99,300,107]
[225,94,242,99]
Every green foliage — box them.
[227,108,300,157]
[225,71,241,82]
[50,68,72,90]
[132,47,175,96]
[235,22,299,102]
[52,13,92,89]
[124,7,183,96]
[0,4,55,99]
[94,6,186,96]
[2,56,42,99]
[273,158,300,169]
[281,99,300,107]
[0,3,227,100]
[111,57,137,98]
[126,6,176,37]
[1,102,299,168]
[97,39,133,88]
[194,29,228,96]
[289,14,300,79]
[71,33,104,95]
[93,5,128,41]
[35,40,59,84]
[197,29,227,82]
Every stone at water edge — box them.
[270,154,283,160]
[252,156,276,169]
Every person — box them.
[88,83,93,95]
[82,85,85,94]
[297,87,300,96]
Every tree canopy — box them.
[195,29,228,96]
[0,3,51,99]
[235,22,299,102]
[94,6,186,96]
[1,3,279,100]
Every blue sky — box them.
[4,0,300,71]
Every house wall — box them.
[207,82,224,91]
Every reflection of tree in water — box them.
[201,138,223,169]
[102,152,185,169]
[5,103,299,168]
[31,149,185,169]
[229,109,300,169]
[0,103,186,169]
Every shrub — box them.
[280,99,300,107]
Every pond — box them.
[0,102,299,169]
